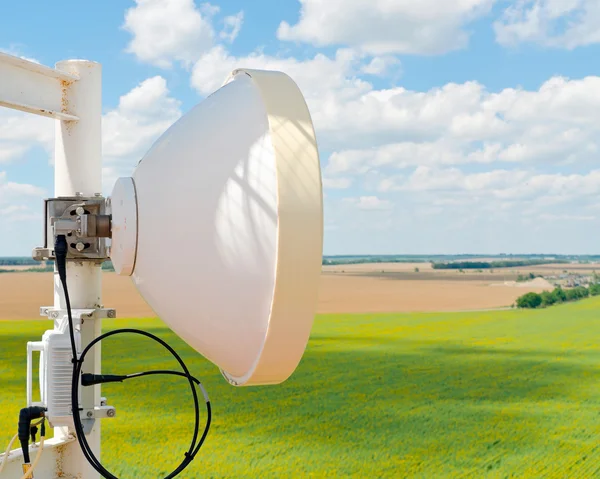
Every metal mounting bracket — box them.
[40,307,117,320]
[32,196,111,262]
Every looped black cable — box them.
[55,235,211,478]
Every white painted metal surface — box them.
[53,60,102,197]
[124,69,323,387]
[110,177,138,275]
[0,51,80,121]
[0,436,77,476]
[51,59,103,479]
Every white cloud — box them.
[102,76,182,189]
[0,171,46,207]
[0,204,40,223]
[495,0,600,49]
[321,75,600,175]
[0,205,28,215]
[0,110,54,164]
[322,177,353,189]
[360,56,401,76]
[343,195,392,210]
[123,0,218,68]
[190,46,370,101]
[277,0,496,55]
[378,167,600,219]
[220,11,244,43]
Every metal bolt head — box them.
[76,242,85,252]
[107,310,116,318]
[86,411,93,418]
[76,206,85,216]
[107,409,115,418]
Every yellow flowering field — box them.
[2,297,600,477]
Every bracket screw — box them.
[76,206,85,216]
[76,242,85,252]
[107,409,115,418]
[86,411,93,418]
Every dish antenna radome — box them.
[111,68,324,386]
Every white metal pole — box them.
[52,59,103,479]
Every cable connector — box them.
[18,407,46,464]
[54,235,68,283]
[81,374,127,386]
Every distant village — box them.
[545,272,600,288]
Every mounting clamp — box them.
[32,195,111,262]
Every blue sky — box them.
[1,0,600,256]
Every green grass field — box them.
[2,297,600,477]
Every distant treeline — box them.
[323,257,429,265]
[432,259,568,270]
[516,284,600,309]
[0,265,53,273]
[323,254,598,266]
[0,257,39,266]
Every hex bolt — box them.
[76,242,85,252]
[107,310,116,318]
[76,206,85,216]
[86,411,93,418]
[107,409,115,418]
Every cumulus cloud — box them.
[360,56,401,76]
[277,0,496,55]
[343,196,392,210]
[0,171,46,222]
[190,46,370,101]
[495,0,600,49]
[322,177,354,189]
[0,110,54,164]
[220,11,244,43]
[123,0,218,68]
[323,75,600,174]
[102,76,182,189]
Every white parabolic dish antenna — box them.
[110,68,324,386]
